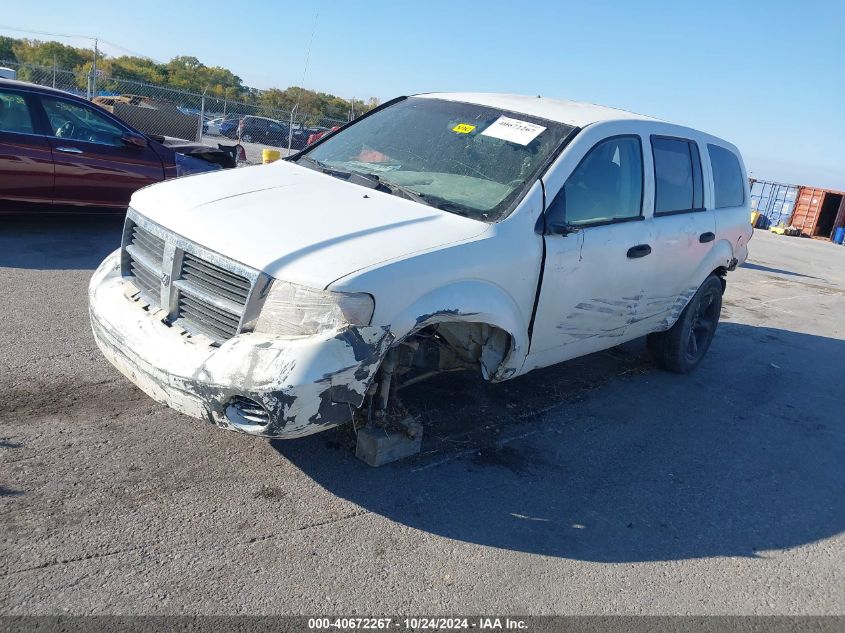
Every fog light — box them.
[225,396,270,430]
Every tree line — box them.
[0,36,378,120]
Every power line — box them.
[0,24,96,41]
[0,24,160,62]
[293,9,320,112]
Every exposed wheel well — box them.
[393,320,514,383]
[364,320,514,420]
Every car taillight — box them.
[235,144,247,162]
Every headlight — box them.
[253,280,374,337]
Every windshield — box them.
[297,97,575,221]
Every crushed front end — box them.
[88,209,391,438]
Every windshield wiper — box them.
[297,156,353,179]
[362,175,428,205]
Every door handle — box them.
[55,146,83,154]
[699,231,716,243]
[627,244,652,258]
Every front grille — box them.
[124,222,164,304]
[177,292,242,342]
[174,252,252,343]
[180,253,251,304]
[121,211,260,345]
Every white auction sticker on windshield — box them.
[480,116,546,145]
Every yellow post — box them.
[262,149,281,164]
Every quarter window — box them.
[708,144,744,208]
[0,90,35,134]
[550,135,643,226]
[652,137,704,214]
[40,97,125,146]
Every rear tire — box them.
[648,275,723,374]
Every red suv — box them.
[0,79,228,213]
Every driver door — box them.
[528,133,655,365]
[37,95,165,208]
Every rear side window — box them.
[708,144,745,208]
[0,90,35,134]
[652,137,704,214]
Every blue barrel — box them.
[834,227,845,244]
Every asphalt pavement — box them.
[1,221,843,615]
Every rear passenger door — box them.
[0,87,54,207]
[635,136,716,336]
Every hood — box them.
[129,160,489,288]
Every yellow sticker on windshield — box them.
[452,123,476,134]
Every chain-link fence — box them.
[1,60,351,163]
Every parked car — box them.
[0,79,237,212]
[90,93,752,440]
[307,125,341,146]
[204,116,224,136]
[217,114,242,138]
[222,115,311,149]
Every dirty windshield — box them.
[298,97,575,221]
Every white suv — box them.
[89,93,752,438]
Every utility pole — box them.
[52,55,56,88]
[350,96,354,121]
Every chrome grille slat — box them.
[131,227,165,260]
[175,317,232,342]
[182,253,251,290]
[181,266,250,302]
[177,296,239,341]
[173,280,245,317]
[130,263,159,297]
[179,295,241,329]
[124,243,161,277]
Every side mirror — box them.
[121,133,147,149]
[547,221,581,236]
[543,186,579,235]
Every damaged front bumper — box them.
[89,250,392,438]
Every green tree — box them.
[0,36,17,63]
[100,56,168,85]
[12,39,93,70]
[1,35,377,122]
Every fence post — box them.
[288,104,298,152]
[198,88,207,142]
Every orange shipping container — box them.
[789,187,845,238]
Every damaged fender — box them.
[383,280,529,381]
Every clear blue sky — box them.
[3,0,844,189]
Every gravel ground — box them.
[1,220,843,615]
